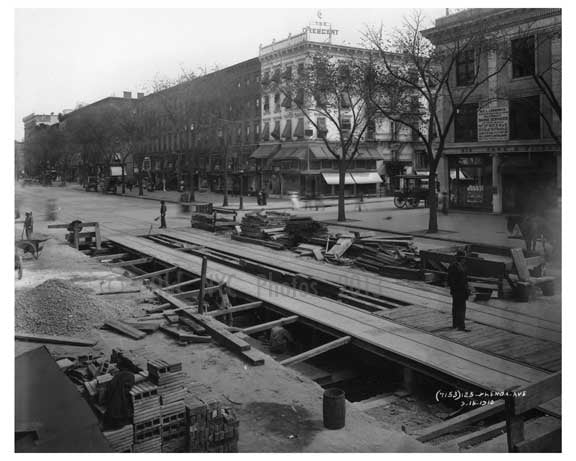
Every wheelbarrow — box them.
[15,233,51,260]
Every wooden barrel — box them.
[323,388,346,430]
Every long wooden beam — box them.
[154,289,195,310]
[163,278,201,291]
[108,257,152,267]
[175,284,223,298]
[280,336,351,366]
[242,315,299,335]
[208,301,263,317]
[131,266,176,281]
[96,252,129,261]
[15,332,97,347]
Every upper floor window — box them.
[456,49,475,86]
[512,36,535,78]
[509,96,540,140]
[341,118,352,131]
[454,103,478,142]
[263,95,270,113]
[317,117,327,138]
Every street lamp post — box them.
[239,170,244,210]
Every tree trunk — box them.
[427,165,439,233]
[337,160,347,222]
[121,163,126,194]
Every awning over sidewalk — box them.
[273,146,308,160]
[322,171,382,185]
[351,172,383,184]
[250,144,281,159]
[322,172,355,185]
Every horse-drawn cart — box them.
[392,175,432,209]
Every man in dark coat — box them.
[103,369,135,430]
[159,200,167,229]
[24,212,34,240]
[447,250,471,331]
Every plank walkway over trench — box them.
[108,233,551,393]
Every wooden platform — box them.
[158,229,560,344]
[107,233,551,392]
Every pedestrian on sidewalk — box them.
[447,250,471,331]
[159,200,167,229]
[24,211,34,240]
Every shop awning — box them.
[273,146,308,160]
[293,118,304,138]
[322,172,355,185]
[310,144,336,160]
[356,147,384,160]
[351,172,383,184]
[322,171,382,185]
[250,144,281,159]
[282,120,292,139]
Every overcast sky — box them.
[14,8,447,140]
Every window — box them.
[255,123,260,136]
[256,98,260,109]
[454,103,478,142]
[274,93,281,112]
[366,119,376,140]
[317,117,327,138]
[456,49,475,86]
[283,65,292,80]
[341,118,352,131]
[512,36,535,78]
[297,62,305,76]
[263,96,270,113]
[415,151,429,170]
[246,125,251,140]
[509,96,540,140]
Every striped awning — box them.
[322,171,382,185]
[250,144,281,159]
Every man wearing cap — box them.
[447,250,471,331]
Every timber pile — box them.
[191,206,237,233]
[285,216,328,246]
[353,236,423,280]
[239,210,291,240]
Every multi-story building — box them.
[133,58,261,193]
[254,19,424,198]
[423,8,561,213]
[22,113,59,141]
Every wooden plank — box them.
[238,348,265,366]
[159,325,211,343]
[417,402,506,442]
[511,248,531,282]
[104,319,146,340]
[178,316,207,335]
[121,321,163,332]
[174,284,222,298]
[280,336,351,366]
[208,301,263,318]
[164,229,561,340]
[507,372,561,416]
[198,256,208,314]
[144,303,172,314]
[108,257,152,267]
[15,332,97,347]
[131,267,176,281]
[96,252,129,261]
[537,397,561,418]
[179,310,251,352]
[153,289,195,310]
[515,428,561,453]
[242,316,299,335]
[163,278,201,291]
[444,421,507,450]
[96,289,141,295]
[108,234,550,391]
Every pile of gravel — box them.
[15,279,123,336]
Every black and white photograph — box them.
[10,2,565,454]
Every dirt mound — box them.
[15,278,123,336]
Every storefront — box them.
[448,155,493,210]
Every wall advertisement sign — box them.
[477,105,509,142]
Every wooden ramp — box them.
[160,229,561,344]
[107,234,550,392]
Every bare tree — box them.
[365,10,512,232]
[268,53,373,222]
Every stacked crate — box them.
[148,359,188,452]
[187,395,239,452]
[103,424,133,453]
[131,380,162,453]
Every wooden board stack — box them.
[239,211,291,243]
[103,424,133,453]
[187,395,239,453]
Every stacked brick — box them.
[187,396,239,453]
[148,359,188,452]
[103,425,133,453]
[130,380,161,453]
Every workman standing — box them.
[103,368,135,430]
[24,212,33,240]
[447,250,471,331]
[160,200,167,229]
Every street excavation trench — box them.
[18,233,554,453]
